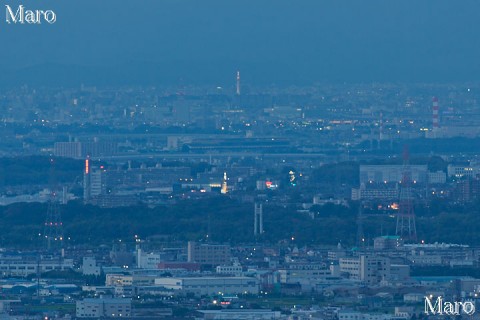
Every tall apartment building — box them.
[53,142,82,158]
[54,141,118,158]
[339,255,390,285]
[83,166,106,202]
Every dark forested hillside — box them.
[0,197,479,248]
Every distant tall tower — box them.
[236,71,241,96]
[395,146,417,242]
[432,97,440,130]
[221,172,228,194]
[254,203,263,236]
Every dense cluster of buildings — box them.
[0,83,480,318]
[0,237,479,318]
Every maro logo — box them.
[5,4,56,24]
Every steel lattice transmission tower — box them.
[43,159,64,251]
[395,146,417,242]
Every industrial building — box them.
[76,298,131,318]
[0,255,74,277]
[360,165,428,184]
[154,276,259,296]
[187,241,231,266]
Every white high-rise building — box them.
[339,255,390,285]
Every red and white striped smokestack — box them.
[432,97,439,129]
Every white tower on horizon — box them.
[221,172,228,194]
[236,71,241,96]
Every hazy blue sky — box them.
[1,0,480,86]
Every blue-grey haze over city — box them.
[2,0,480,86]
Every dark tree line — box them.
[0,197,478,248]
